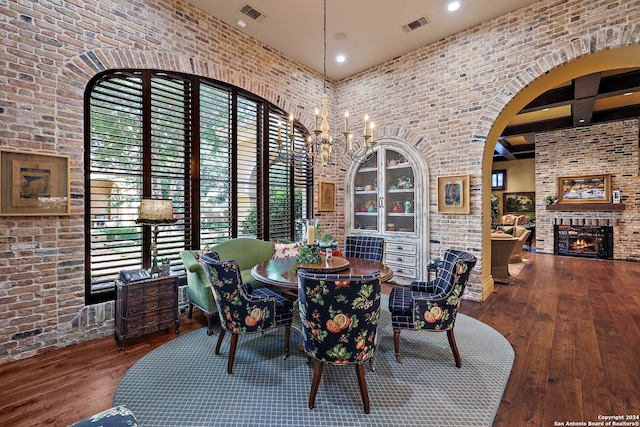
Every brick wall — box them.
[1,0,639,363]
[535,119,640,260]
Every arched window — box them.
[84,70,312,304]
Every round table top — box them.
[251,257,394,289]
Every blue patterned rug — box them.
[114,295,514,426]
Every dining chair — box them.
[297,269,381,414]
[200,252,293,374]
[388,249,477,367]
[344,235,385,262]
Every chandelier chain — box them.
[323,0,327,93]
[275,0,378,170]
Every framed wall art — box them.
[317,181,336,212]
[503,192,535,213]
[557,174,611,203]
[0,149,71,216]
[437,174,470,214]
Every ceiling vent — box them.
[240,4,267,22]
[402,16,429,33]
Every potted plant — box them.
[296,244,321,264]
[316,224,338,249]
[491,194,499,223]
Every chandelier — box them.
[276,0,377,169]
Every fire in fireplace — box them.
[554,225,613,259]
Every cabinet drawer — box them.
[389,265,418,280]
[386,242,418,255]
[125,295,177,316]
[385,253,417,267]
[118,308,176,335]
[125,280,176,300]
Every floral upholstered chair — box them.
[201,252,293,374]
[344,235,385,262]
[297,269,381,414]
[388,249,477,367]
[67,406,138,427]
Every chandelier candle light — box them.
[276,0,377,169]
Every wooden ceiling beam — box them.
[573,97,596,127]
[598,70,640,95]
[574,72,601,99]
[571,73,601,126]
[496,69,640,162]
[591,104,640,123]
[501,117,573,136]
[520,86,574,112]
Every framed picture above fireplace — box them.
[557,174,611,203]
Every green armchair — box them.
[179,250,218,335]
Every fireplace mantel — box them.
[546,203,625,211]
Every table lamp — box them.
[136,198,177,274]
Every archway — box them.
[481,45,640,299]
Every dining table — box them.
[250,256,394,289]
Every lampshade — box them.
[136,198,176,224]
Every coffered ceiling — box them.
[494,68,640,162]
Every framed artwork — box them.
[0,149,70,216]
[437,174,470,214]
[557,174,611,203]
[317,181,336,212]
[503,192,535,213]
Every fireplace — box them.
[554,224,613,259]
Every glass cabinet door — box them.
[352,152,379,232]
[383,149,415,233]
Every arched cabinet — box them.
[345,137,429,285]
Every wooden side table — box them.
[115,275,180,351]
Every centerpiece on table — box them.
[296,221,348,272]
[316,224,338,251]
[296,219,321,265]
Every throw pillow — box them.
[273,241,304,259]
[496,225,515,235]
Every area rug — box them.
[114,295,514,426]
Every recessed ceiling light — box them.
[237,19,247,28]
[336,55,346,63]
[579,119,586,123]
[448,1,461,12]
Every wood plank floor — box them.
[1,252,639,426]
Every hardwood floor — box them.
[461,253,640,426]
[1,253,639,426]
